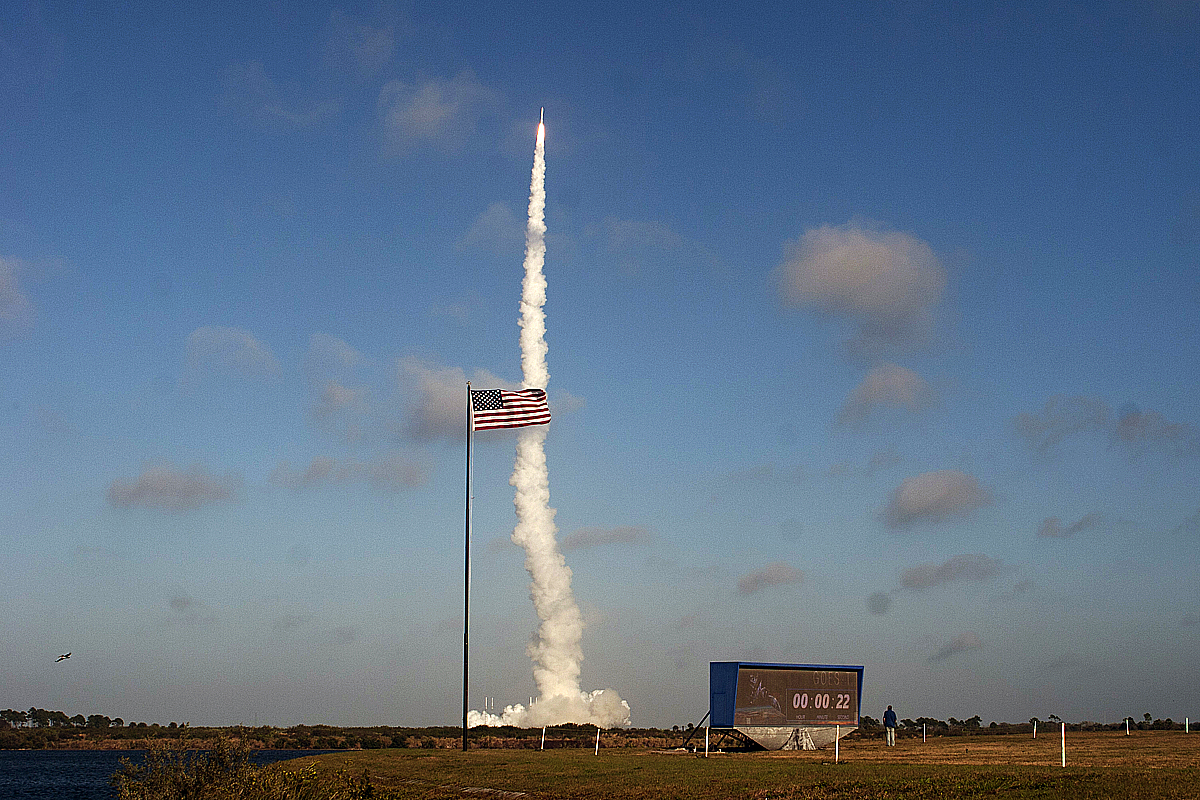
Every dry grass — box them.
[755,730,1200,768]
[274,731,1200,799]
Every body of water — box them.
[0,749,325,800]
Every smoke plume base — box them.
[467,689,630,728]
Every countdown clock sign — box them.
[709,662,863,728]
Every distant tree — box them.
[86,715,111,729]
[112,718,124,728]
[71,714,86,727]
[965,716,982,729]
[1048,714,1061,724]
[0,710,27,728]
[1144,713,1152,723]
[1029,717,1040,726]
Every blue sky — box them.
[3,0,1199,729]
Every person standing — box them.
[883,705,898,746]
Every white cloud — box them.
[377,71,501,152]
[183,326,281,386]
[109,463,241,512]
[776,223,946,354]
[839,363,938,425]
[736,562,803,595]
[0,256,34,341]
[882,469,991,528]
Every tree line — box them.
[857,712,1192,735]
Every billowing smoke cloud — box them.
[737,562,804,595]
[470,115,629,730]
[183,326,281,386]
[109,463,241,512]
[930,631,982,662]
[775,223,945,355]
[839,363,938,425]
[882,469,991,528]
[899,553,1003,590]
[561,525,650,552]
[0,256,35,341]
[1037,513,1102,538]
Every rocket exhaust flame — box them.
[468,112,629,730]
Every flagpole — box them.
[463,382,473,752]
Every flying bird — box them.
[56,653,71,662]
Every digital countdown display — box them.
[711,663,861,727]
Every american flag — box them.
[471,388,551,431]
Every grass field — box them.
[277,731,1200,799]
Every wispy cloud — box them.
[593,216,718,275]
[458,202,523,255]
[377,71,501,152]
[109,463,241,512]
[1014,395,1199,457]
[222,61,340,129]
[899,553,1004,590]
[321,9,394,79]
[882,469,991,528]
[560,525,651,552]
[930,631,982,662]
[737,562,803,595]
[399,357,511,441]
[870,554,1003,613]
[0,256,34,341]
[1037,513,1102,538]
[270,453,425,493]
[183,326,281,387]
[839,363,938,426]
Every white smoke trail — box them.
[469,113,629,730]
